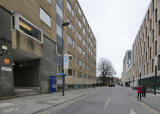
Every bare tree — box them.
[98,58,116,86]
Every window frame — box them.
[12,13,43,43]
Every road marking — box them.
[38,88,103,114]
[104,96,111,109]
[0,102,15,108]
[130,109,137,114]
[3,107,19,112]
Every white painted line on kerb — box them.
[0,102,15,108]
[130,109,137,114]
[3,107,19,112]
[104,96,111,109]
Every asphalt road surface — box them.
[40,87,159,114]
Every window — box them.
[69,55,72,61]
[152,59,154,73]
[56,4,63,19]
[147,63,149,74]
[12,13,43,43]
[78,7,82,15]
[47,0,51,4]
[148,37,149,48]
[78,60,82,66]
[155,40,157,55]
[158,55,160,70]
[155,9,157,23]
[78,19,82,28]
[150,19,152,31]
[68,69,72,76]
[67,1,74,17]
[83,40,86,46]
[159,20,160,35]
[78,33,82,41]
[67,35,74,47]
[79,47,82,54]
[88,38,91,43]
[83,28,86,35]
[83,51,86,58]
[67,18,74,32]
[152,0,154,11]
[149,47,151,59]
[40,8,51,27]
[56,24,62,37]
[152,29,154,42]
[83,17,86,23]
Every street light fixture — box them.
[133,76,134,88]
[154,56,158,95]
[62,21,70,96]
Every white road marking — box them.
[3,107,19,112]
[104,96,111,109]
[130,109,137,114]
[0,102,15,108]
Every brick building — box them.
[0,0,96,97]
[122,0,160,91]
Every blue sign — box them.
[57,73,66,76]
[50,76,56,93]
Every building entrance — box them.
[13,59,40,95]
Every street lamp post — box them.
[133,76,134,88]
[62,22,70,96]
[140,73,141,86]
[154,56,158,95]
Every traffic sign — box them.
[57,73,67,76]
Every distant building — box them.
[122,0,160,91]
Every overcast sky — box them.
[79,0,151,78]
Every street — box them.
[40,87,159,114]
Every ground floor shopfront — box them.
[125,75,160,92]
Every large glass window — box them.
[78,7,82,15]
[47,0,51,4]
[12,13,43,43]
[56,24,62,37]
[67,0,74,17]
[56,4,63,19]
[40,8,51,27]
[67,35,74,47]
[19,17,42,42]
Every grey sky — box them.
[79,0,151,78]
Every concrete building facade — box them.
[122,0,160,91]
[0,0,96,97]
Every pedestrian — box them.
[137,86,142,100]
[142,86,144,97]
[143,86,146,97]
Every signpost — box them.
[63,54,69,69]
[57,73,66,96]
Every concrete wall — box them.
[0,7,14,97]
[39,35,57,94]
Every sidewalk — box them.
[125,87,160,112]
[0,87,103,114]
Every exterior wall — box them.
[39,36,57,94]
[0,7,14,97]
[122,0,160,89]
[63,0,97,86]
[0,0,57,43]
[0,0,58,95]
[0,0,97,96]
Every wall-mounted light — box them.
[4,59,10,64]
